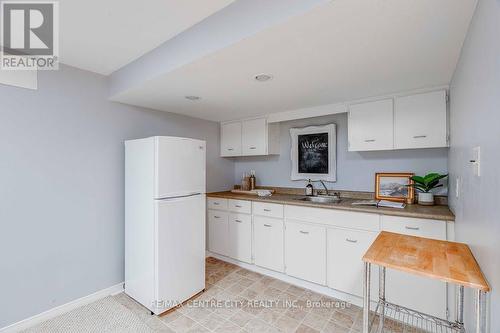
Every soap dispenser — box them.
[305,179,314,196]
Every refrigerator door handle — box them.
[155,193,201,200]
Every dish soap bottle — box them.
[249,170,256,190]
[305,179,314,196]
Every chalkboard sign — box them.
[290,124,336,181]
[298,133,329,174]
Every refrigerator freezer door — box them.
[155,137,206,199]
[154,194,205,314]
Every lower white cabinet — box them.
[254,216,284,272]
[285,220,326,285]
[381,215,448,318]
[228,213,252,263]
[207,210,229,256]
[327,228,379,299]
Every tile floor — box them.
[114,257,421,333]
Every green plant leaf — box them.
[411,176,425,185]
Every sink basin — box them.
[296,196,341,204]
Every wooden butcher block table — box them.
[361,231,490,333]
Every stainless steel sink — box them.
[296,196,341,204]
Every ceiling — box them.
[59,0,235,75]
[112,0,477,121]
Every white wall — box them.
[448,0,500,331]
[234,113,449,192]
[0,65,234,328]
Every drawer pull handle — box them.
[299,231,309,235]
[214,216,221,219]
[364,139,376,142]
[413,135,427,139]
[213,202,219,205]
[346,238,358,243]
[263,209,271,212]
[235,205,242,208]
[249,146,257,150]
[228,148,234,151]
[405,226,420,231]
[263,224,272,227]
[235,219,243,223]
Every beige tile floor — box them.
[114,257,422,333]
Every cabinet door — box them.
[221,122,242,156]
[348,99,394,151]
[394,90,448,149]
[327,228,378,299]
[207,210,229,256]
[228,213,252,263]
[382,215,447,318]
[285,220,326,285]
[254,216,284,272]
[242,118,267,155]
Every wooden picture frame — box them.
[375,173,414,203]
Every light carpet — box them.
[22,296,155,333]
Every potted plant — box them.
[408,173,448,205]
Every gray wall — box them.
[448,0,500,331]
[234,113,448,192]
[0,65,234,328]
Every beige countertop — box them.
[207,191,455,221]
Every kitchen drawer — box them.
[207,198,228,210]
[285,220,326,285]
[253,202,284,218]
[381,216,446,240]
[284,205,380,231]
[228,199,251,214]
[228,213,252,263]
[327,228,379,299]
[207,210,229,256]
[254,216,284,272]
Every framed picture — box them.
[375,173,414,202]
[290,124,336,181]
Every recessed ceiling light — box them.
[185,95,201,101]
[254,74,273,82]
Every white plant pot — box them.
[418,192,434,206]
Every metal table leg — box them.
[378,267,386,333]
[475,290,486,333]
[363,262,371,333]
[455,285,464,326]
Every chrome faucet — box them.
[318,180,341,199]
[319,180,329,196]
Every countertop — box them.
[207,191,455,221]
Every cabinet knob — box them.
[346,238,358,243]
[364,139,376,142]
[235,219,243,223]
[263,209,271,212]
[227,148,234,151]
[249,146,257,149]
[299,230,309,235]
[214,216,221,219]
[263,224,272,227]
[413,135,427,139]
[235,205,242,208]
[213,202,219,205]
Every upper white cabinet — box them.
[220,121,242,156]
[220,117,279,157]
[348,99,394,151]
[394,90,448,149]
[348,90,448,151]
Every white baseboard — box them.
[0,282,124,333]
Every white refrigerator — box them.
[124,136,206,314]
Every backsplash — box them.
[233,113,448,194]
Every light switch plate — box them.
[472,146,481,177]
